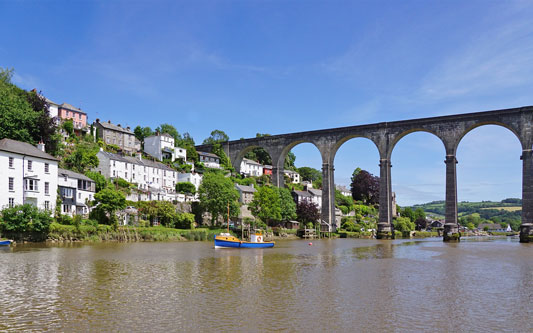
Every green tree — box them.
[176,132,198,162]
[211,143,232,170]
[85,171,109,192]
[0,204,53,233]
[284,151,296,170]
[0,68,60,154]
[414,207,426,221]
[198,171,239,225]
[202,129,229,145]
[393,216,415,232]
[249,186,282,223]
[176,182,196,195]
[62,141,99,173]
[278,187,297,221]
[92,188,126,226]
[244,133,272,165]
[62,119,74,136]
[401,207,415,222]
[134,126,153,147]
[298,166,322,182]
[155,123,181,145]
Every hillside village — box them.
[0,69,520,240]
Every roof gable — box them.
[0,138,58,161]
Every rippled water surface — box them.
[0,237,532,332]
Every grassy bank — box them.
[45,223,230,242]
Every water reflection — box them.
[0,239,531,331]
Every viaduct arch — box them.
[196,106,533,242]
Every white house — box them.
[308,188,322,210]
[46,97,60,125]
[94,150,178,202]
[198,151,221,169]
[284,169,300,183]
[240,158,264,177]
[336,185,351,197]
[144,133,187,162]
[58,168,96,216]
[0,138,58,212]
[177,172,203,192]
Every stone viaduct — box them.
[196,106,533,242]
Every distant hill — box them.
[408,198,522,231]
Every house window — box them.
[78,192,81,199]
[113,161,116,167]
[8,198,14,208]
[8,157,14,168]
[27,160,33,171]
[133,165,135,170]
[44,201,50,211]
[113,170,116,177]
[125,172,128,178]
[63,204,70,213]
[45,182,49,195]
[63,188,73,198]
[8,177,14,191]
[45,163,49,173]
[133,174,135,180]
[24,179,38,191]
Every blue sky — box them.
[2,0,532,205]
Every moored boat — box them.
[214,232,275,249]
[0,240,13,246]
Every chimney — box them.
[108,120,111,123]
[137,152,142,160]
[36,141,45,152]
[118,124,121,128]
[126,126,130,131]
[96,118,100,123]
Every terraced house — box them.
[94,119,141,154]
[94,150,178,202]
[0,139,58,212]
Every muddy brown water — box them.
[0,237,531,332]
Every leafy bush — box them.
[0,204,53,233]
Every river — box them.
[0,237,531,332]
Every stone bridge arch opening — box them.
[456,124,523,231]
[390,131,447,229]
[332,136,380,223]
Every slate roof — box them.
[98,151,175,171]
[58,168,93,182]
[198,151,220,159]
[308,189,322,196]
[45,97,59,106]
[235,184,257,193]
[293,190,311,197]
[0,138,58,161]
[242,158,262,166]
[97,121,134,134]
[59,102,86,114]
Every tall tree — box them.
[296,200,320,226]
[176,132,198,162]
[62,141,99,173]
[0,68,60,155]
[244,133,272,165]
[298,167,322,182]
[198,171,239,225]
[350,169,379,205]
[249,186,282,223]
[202,129,229,145]
[278,187,297,221]
[284,151,296,170]
[155,123,181,145]
[134,126,153,147]
[91,188,126,226]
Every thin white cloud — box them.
[418,5,533,101]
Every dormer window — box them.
[27,160,32,171]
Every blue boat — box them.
[0,240,13,246]
[214,233,274,249]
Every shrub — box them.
[0,204,53,233]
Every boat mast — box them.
[227,201,230,234]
